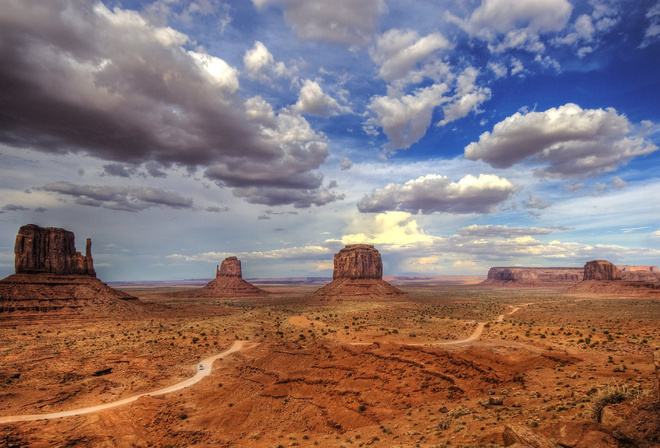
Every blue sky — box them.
[1,0,659,281]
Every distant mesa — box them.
[313,244,404,300]
[583,260,622,281]
[188,256,268,298]
[583,260,660,283]
[618,265,659,273]
[570,260,660,294]
[0,224,140,313]
[483,260,660,288]
[482,267,583,286]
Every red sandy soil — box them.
[0,282,658,447]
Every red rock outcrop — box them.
[618,265,659,273]
[584,260,622,281]
[217,256,242,277]
[333,244,382,280]
[1,224,140,313]
[483,267,582,285]
[15,224,95,276]
[192,257,268,298]
[313,245,404,300]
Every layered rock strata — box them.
[313,245,404,300]
[194,257,268,297]
[583,260,622,281]
[15,224,95,276]
[0,224,139,313]
[484,267,583,285]
[618,265,659,273]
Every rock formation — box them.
[0,224,139,313]
[618,265,659,273]
[333,244,382,280]
[583,260,622,281]
[217,256,242,277]
[483,267,583,285]
[191,257,268,298]
[313,245,404,300]
[569,259,660,294]
[15,224,95,276]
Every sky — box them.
[1,0,659,281]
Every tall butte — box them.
[193,256,268,297]
[313,244,404,300]
[0,224,139,313]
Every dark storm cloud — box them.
[103,164,137,178]
[0,1,336,207]
[2,204,29,211]
[42,181,194,212]
[235,186,345,208]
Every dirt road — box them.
[0,340,259,424]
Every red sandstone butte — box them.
[583,260,622,281]
[194,256,268,297]
[14,224,95,276]
[313,244,404,300]
[0,224,139,313]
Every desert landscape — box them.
[1,226,659,448]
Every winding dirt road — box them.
[0,340,259,424]
[2,306,524,424]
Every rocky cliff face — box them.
[485,267,582,284]
[14,224,95,276]
[217,256,242,278]
[1,225,141,313]
[333,244,383,280]
[583,260,621,281]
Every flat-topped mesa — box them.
[217,256,242,278]
[583,260,621,281]
[618,265,660,273]
[333,244,382,280]
[485,267,582,284]
[14,224,95,276]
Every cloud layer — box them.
[464,103,658,178]
[0,1,338,207]
[357,174,515,214]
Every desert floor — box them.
[0,281,658,447]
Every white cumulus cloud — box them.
[464,103,658,178]
[447,0,573,53]
[243,41,294,83]
[370,29,451,86]
[294,80,351,117]
[357,173,515,214]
